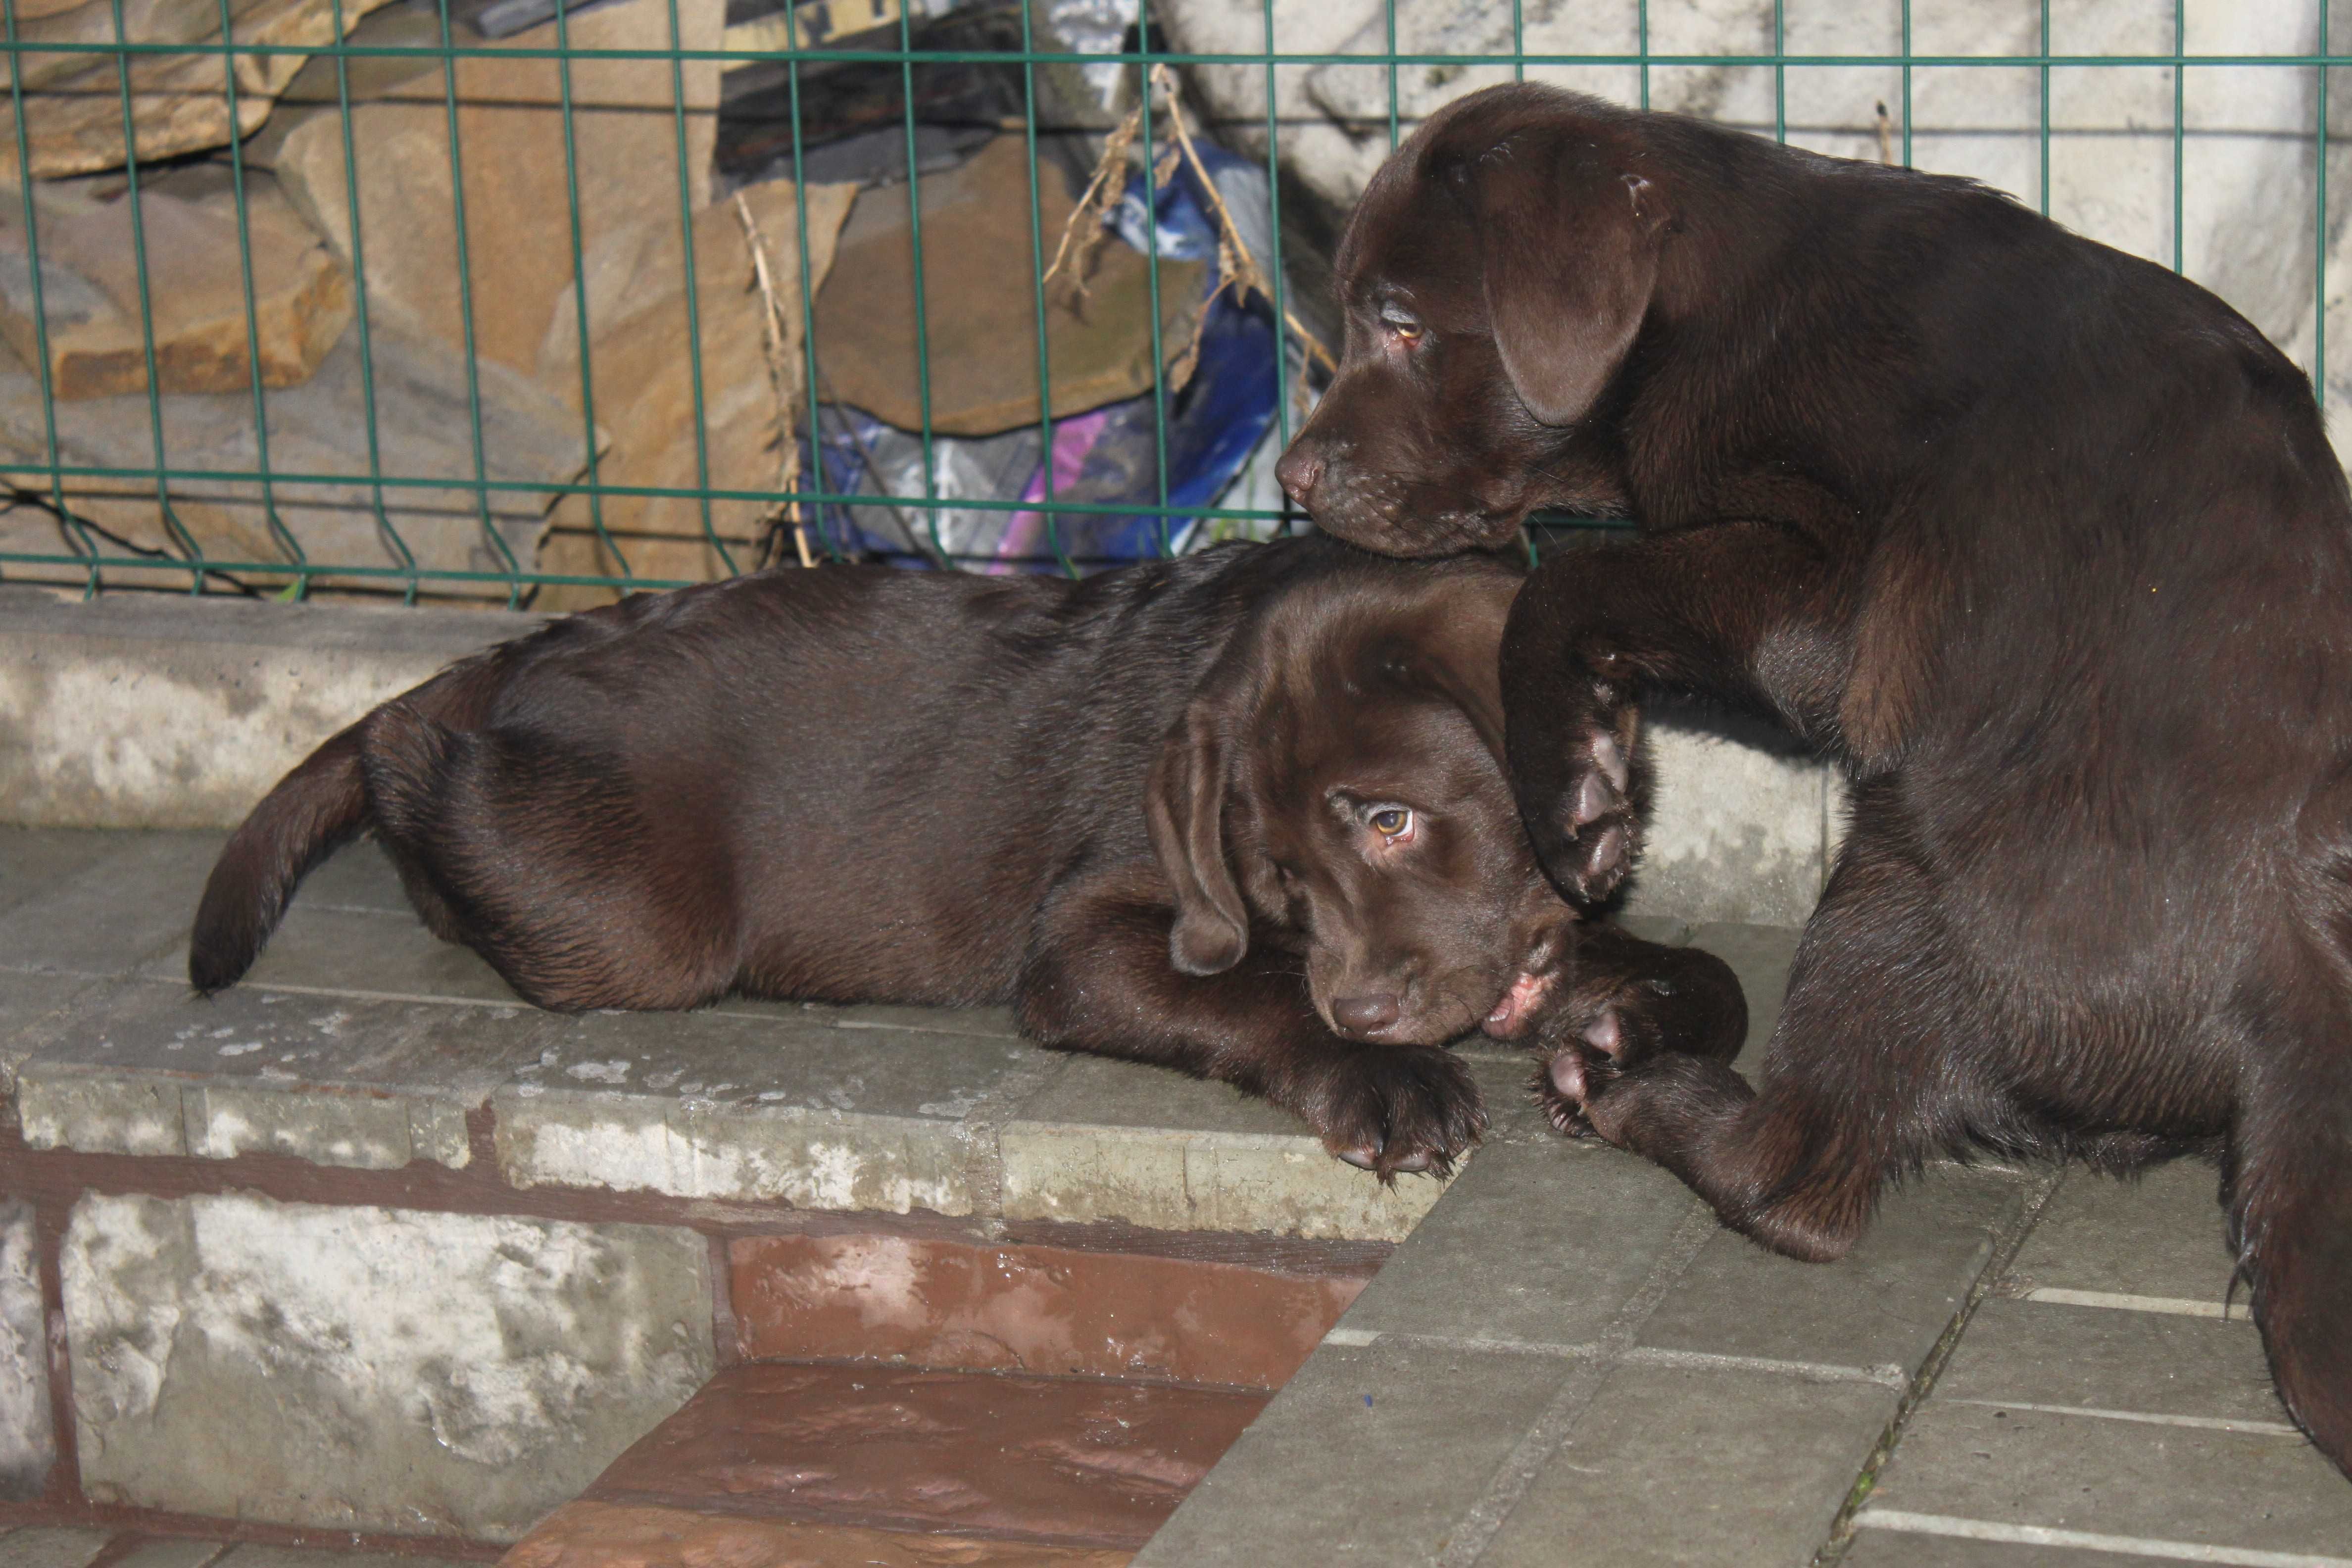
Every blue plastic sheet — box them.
[807,141,1284,572]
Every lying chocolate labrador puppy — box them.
[189,537,1745,1178]
[1278,83,2352,1471]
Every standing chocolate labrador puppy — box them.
[191,538,1744,1179]
[1278,83,2352,1474]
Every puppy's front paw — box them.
[1522,726,1640,906]
[1532,998,1755,1160]
[1532,1007,1635,1141]
[1317,1045,1487,1181]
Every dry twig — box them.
[1042,108,1142,312]
[735,192,816,569]
[1147,64,1337,383]
[1038,66,1338,392]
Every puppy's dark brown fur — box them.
[190,538,1745,1178]
[1281,83,2352,1474]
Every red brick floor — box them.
[499,1236,1366,1567]
[729,1232,1365,1388]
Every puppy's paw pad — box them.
[1581,1006,1626,1060]
[1585,731,1631,801]
[1532,728,1639,905]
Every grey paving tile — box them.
[212,1553,422,1568]
[1862,1399,2352,1557]
[493,1008,1043,1214]
[0,828,126,916]
[805,1001,1023,1038]
[1687,920,1804,1065]
[1638,1166,2027,1375]
[282,837,414,915]
[19,983,549,1168]
[0,831,223,978]
[1132,1339,1579,1567]
[1462,1049,1552,1140]
[1000,1049,1462,1240]
[1480,1363,1901,1568]
[1011,1047,1320,1137]
[1333,1136,1698,1346]
[1841,1526,2191,1567]
[706,993,1024,1039]
[0,969,116,1088]
[0,1528,112,1568]
[110,1542,229,1568]
[154,901,523,1005]
[1614,915,1693,947]
[2003,1161,2239,1305]
[1936,1297,2282,1427]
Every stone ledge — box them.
[15,972,1449,1241]
[2,832,1482,1241]
[0,833,1813,1242]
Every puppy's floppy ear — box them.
[1446,132,1664,427]
[1145,699,1250,976]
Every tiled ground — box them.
[1,829,2349,1567]
[1133,931,2352,1568]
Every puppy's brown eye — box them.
[1371,808,1414,839]
[1386,319,1423,344]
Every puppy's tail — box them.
[2226,976,2352,1481]
[188,653,502,995]
[188,721,372,993]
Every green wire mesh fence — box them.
[0,0,2340,605]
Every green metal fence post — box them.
[3,1,84,594]
[665,0,725,575]
[898,0,946,565]
[552,0,630,588]
[432,0,526,600]
[1017,0,1071,576]
[214,0,311,596]
[324,0,416,603]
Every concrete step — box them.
[0,827,1392,1551]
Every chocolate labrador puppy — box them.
[1278,83,2352,1471]
[190,538,1745,1179]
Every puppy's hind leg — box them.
[2223,976,2352,1480]
[1540,810,1979,1262]
[359,703,740,1012]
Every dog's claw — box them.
[1318,1044,1486,1180]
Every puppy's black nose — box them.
[1333,993,1400,1035]
[1276,444,1324,507]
